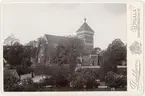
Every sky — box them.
[3,3,126,49]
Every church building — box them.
[37,18,96,65]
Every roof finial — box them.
[84,18,86,22]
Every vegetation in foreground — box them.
[4,35,127,91]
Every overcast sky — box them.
[3,3,126,49]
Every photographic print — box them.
[1,1,143,94]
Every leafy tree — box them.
[52,44,67,65]
[63,37,84,72]
[107,39,126,61]
[93,47,101,54]
[26,40,38,59]
[26,40,37,47]
[52,36,84,73]
[4,43,32,68]
[4,34,20,46]
[4,43,23,68]
[48,65,70,87]
[99,39,126,80]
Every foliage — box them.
[107,39,126,61]
[15,78,43,91]
[70,68,99,89]
[51,37,84,73]
[26,40,42,63]
[16,66,33,76]
[33,64,48,75]
[48,65,70,87]
[99,39,127,80]
[4,73,20,91]
[33,64,70,87]
[21,78,34,85]
[4,71,39,91]
[39,77,55,86]
[4,34,20,46]
[105,71,127,88]
[93,47,101,54]
[4,44,32,68]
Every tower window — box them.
[85,35,93,40]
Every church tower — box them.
[76,18,95,53]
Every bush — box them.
[55,73,69,87]
[70,68,99,89]
[38,77,55,86]
[34,64,70,87]
[105,71,127,88]
[4,73,20,91]
[21,78,34,85]
[4,72,39,91]
[16,66,33,76]
[20,78,44,91]
[48,65,70,87]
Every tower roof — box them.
[76,18,95,32]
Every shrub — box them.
[16,66,33,76]
[38,77,55,86]
[34,64,70,87]
[49,65,70,87]
[105,71,127,88]
[20,78,44,91]
[70,68,99,89]
[4,73,20,91]
[21,78,34,85]
[55,74,69,87]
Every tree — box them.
[3,34,31,67]
[107,39,126,61]
[4,34,20,46]
[99,39,126,80]
[93,47,101,54]
[65,37,84,73]
[54,44,67,65]
[26,40,37,47]
[26,40,39,64]
[51,36,84,73]
[4,43,32,68]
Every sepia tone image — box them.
[3,3,127,91]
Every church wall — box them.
[37,37,56,66]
